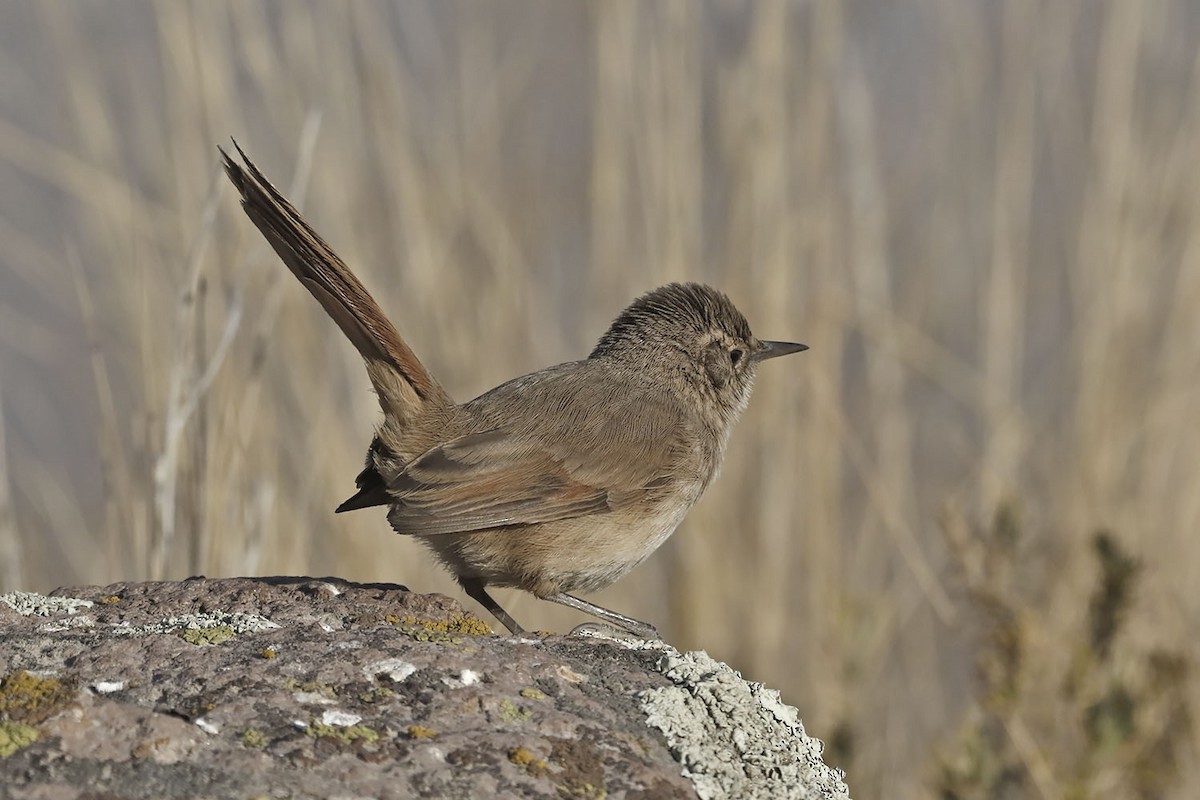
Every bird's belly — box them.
[421,501,694,596]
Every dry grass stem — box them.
[0,3,1196,796]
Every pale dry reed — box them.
[0,2,1197,797]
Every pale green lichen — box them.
[304,720,380,744]
[0,721,39,757]
[240,728,267,748]
[0,671,71,759]
[359,687,394,704]
[284,678,337,699]
[180,625,237,646]
[498,698,531,722]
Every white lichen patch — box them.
[363,658,417,683]
[91,680,126,694]
[38,615,96,633]
[194,716,220,735]
[293,691,335,706]
[555,665,587,684]
[641,648,851,800]
[320,709,362,728]
[111,611,280,636]
[441,668,481,688]
[1,591,94,616]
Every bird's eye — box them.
[729,347,745,365]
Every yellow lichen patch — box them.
[520,688,546,700]
[0,721,40,757]
[444,613,493,636]
[406,724,437,739]
[556,783,606,799]
[98,595,121,605]
[391,613,492,641]
[131,736,172,760]
[185,699,216,718]
[549,737,607,799]
[508,745,548,775]
[180,625,236,646]
[260,646,277,659]
[0,671,75,724]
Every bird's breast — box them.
[420,483,703,596]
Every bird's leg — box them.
[545,592,660,640]
[458,577,528,636]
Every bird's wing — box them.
[385,380,688,536]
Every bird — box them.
[221,142,807,638]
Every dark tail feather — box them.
[221,140,451,424]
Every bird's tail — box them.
[221,141,450,427]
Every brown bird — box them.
[221,142,807,638]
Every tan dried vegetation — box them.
[0,3,1196,797]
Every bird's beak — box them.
[754,340,809,362]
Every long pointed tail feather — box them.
[221,141,450,424]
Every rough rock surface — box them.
[0,577,850,799]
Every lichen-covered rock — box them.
[642,650,848,799]
[0,577,850,799]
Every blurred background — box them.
[1,1,1197,796]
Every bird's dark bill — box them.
[755,340,808,361]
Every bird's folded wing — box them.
[385,428,668,536]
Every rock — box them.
[0,577,850,799]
